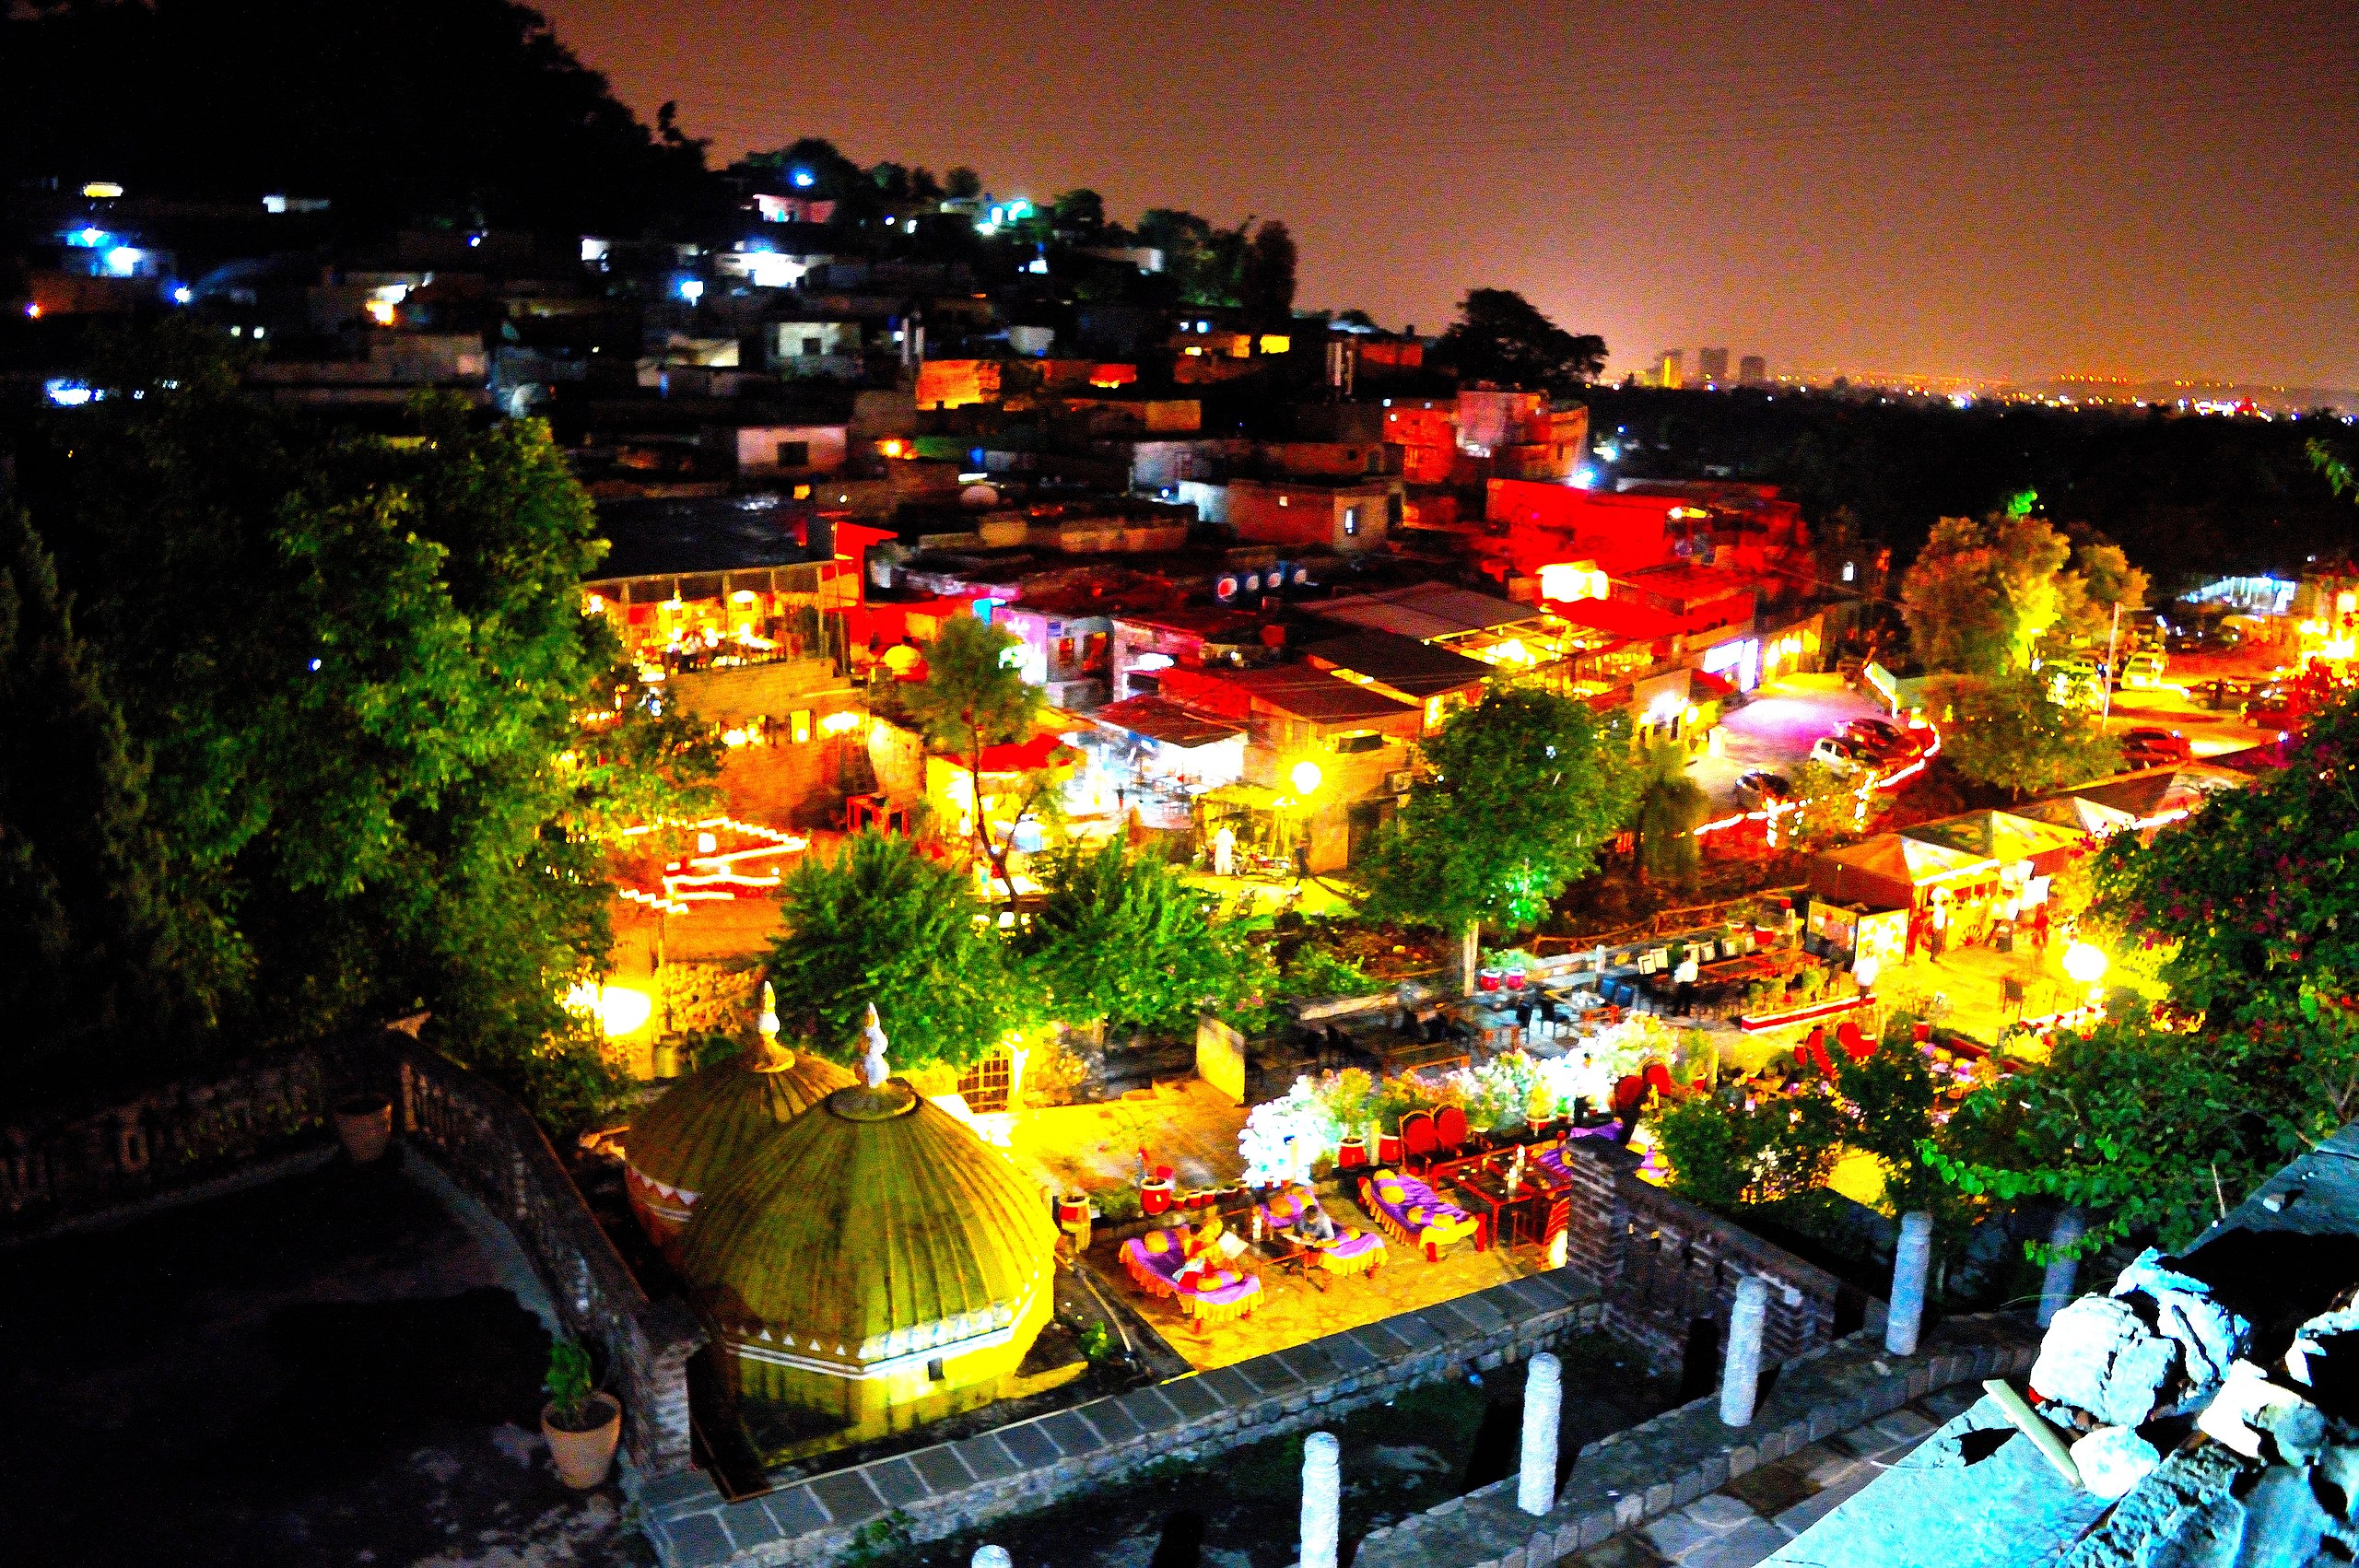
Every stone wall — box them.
[1,1040,354,1239]
[384,1038,705,1476]
[1555,1141,1847,1373]
[641,1269,1604,1566]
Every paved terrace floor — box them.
[0,1152,650,1568]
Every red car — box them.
[2119,727,2193,766]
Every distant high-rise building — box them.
[1653,348,1684,390]
[1697,347,1730,386]
[1738,354,1768,386]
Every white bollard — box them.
[2036,1209,2084,1328]
[971,1549,1012,1568]
[1719,1275,1770,1427]
[1301,1430,1342,1568]
[1519,1352,1564,1515]
[1885,1211,1934,1356]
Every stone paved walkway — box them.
[0,1150,651,1568]
[1576,1386,1978,1567]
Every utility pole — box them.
[2100,600,2123,726]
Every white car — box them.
[1810,736,1870,777]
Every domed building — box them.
[679,1011,1058,1453]
[625,984,855,1258]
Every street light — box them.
[1290,760,1323,796]
[2060,942,2109,987]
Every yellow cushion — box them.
[1379,1185,1404,1202]
[1144,1231,1170,1254]
[1407,1206,1427,1224]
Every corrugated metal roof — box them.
[1312,582,1540,640]
[1202,664,1420,723]
[1095,695,1244,748]
[1299,632,1494,696]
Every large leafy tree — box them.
[16,332,715,1119]
[1024,842,1260,1035]
[1238,220,1298,328]
[1922,673,2122,800]
[1432,288,1607,393]
[1632,743,1709,890]
[1360,686,1637,945]
[1898,511,2073,675]
[767,831,1032,1071]
[900,614,1046,906]
[2052,541,2150,648]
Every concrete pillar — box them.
[1885,1211,1934,1356]
[971,1549,1012,1568]
[1301,1430,1341,1568]
[1519,1352,1564,1515]
[2036,1209,2085,1328]
[1719,1275,1770,1427]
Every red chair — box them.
[1433,1103,1470,1159]
[1400,1109,1438,1171]
[1836,1020,1872,1061]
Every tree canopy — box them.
[1022,841,1261,1035]
[1897,511,2073,674]
[899,614,1046,901]
[1922,673,2122,800]
[8,330,716,1120]
[1,0,719,234]
[1431,288,1607,394]
[1632,743,1709,889]
[766,831,1032,1072]
[1359,686,1636,939]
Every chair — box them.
[1257,1185,1386,1280]
[1433,1104,1470,1159]
[1358,1171,1480,1260]
[1120,1225,1262,1322]
[1400,1109,1438,1171]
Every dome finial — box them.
[758,980,780,1042]
[862,1001,890,1088]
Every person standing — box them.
[1213,823,1236,878]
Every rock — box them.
[2196,1360,2323,1464]
[2316,1445,2359,1518]
[2033,1294,2182,1428]
[2071,1425,2162,1501]
[2111,1249,2249,1407]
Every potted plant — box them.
[333,1094,393,1164]
[541,1337,622,1490]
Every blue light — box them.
[67,226,111,249]
[1007,198,1032,219]
[172,286,194,305]
[104,246,143,276]
[44,379,95,407]
[790,168,816,189]
[1574,463,1601,488]
[677,278,705,303]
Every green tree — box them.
[2052,541,2150,648]
[1051,187,1107,234]
[1024,841,1258,1035]
[899,614,1046,907]
[945,166,983,200]
[21,335,715,1124]
[767,831,1031,1071]
[1923,673,2121,800]
[1898,511,2073,675]
[1431,288,1607,393]
[1238,220,1298,328]
[1632,742,1708,890]
[1781,758,1880,852]
[0,509,216,1081]
[1360,686,1636,949]
[1136,208,1233,308]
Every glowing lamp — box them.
[565,983,653,1039]
[1537,561,1607,603]
[1290,760,1323,795]
[2061,942,2109,987]
[697,832,720,854]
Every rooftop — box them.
[1188,663,1421,724]
[1094,694,1245,748]
[1312,581,1543,642]
[1299,630,1496,696]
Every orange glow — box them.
[1538,560,1608,603]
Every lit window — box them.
[1343,507,1360,536]
[1842,561,1856,582]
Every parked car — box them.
[2119,727,2193,764]
[2120,650,2169,688]
[1734,770,1792,811]
[1809,736,1870,777]
[1843,718,1923,759]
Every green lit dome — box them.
[624,1038,855,1246]
[680,1079,1058,1372]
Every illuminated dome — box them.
[679,1071,1058,1450]
[623,1025,854,1258]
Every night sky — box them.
[540,0,2358,390]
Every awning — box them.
[1095,695,1244,749]
[1201,783,1284,811]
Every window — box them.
[1841,560,1856,583]
[776,439,810,468]
[1343,506,1360,537]
[792,484,813,500]
[800,335,823,357]
[927,1358,946,1382]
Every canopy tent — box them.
[2012,794,2141,837]
[1901,810,2090,877]
[2059,763,2250,827]
[1809,834,1998,911]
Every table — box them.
[1250,1235,1327,1291]
[1368,1036,1472,1075]
[1445,1164,1552,1251]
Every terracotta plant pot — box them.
[1377,1132,1403,1164]
[333,1098,393,1164]
[543,1393,622,1489]
[1140,1176,1174,1215]
[1054,1192,1091,1229]
[1336,1137,1369,1170]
